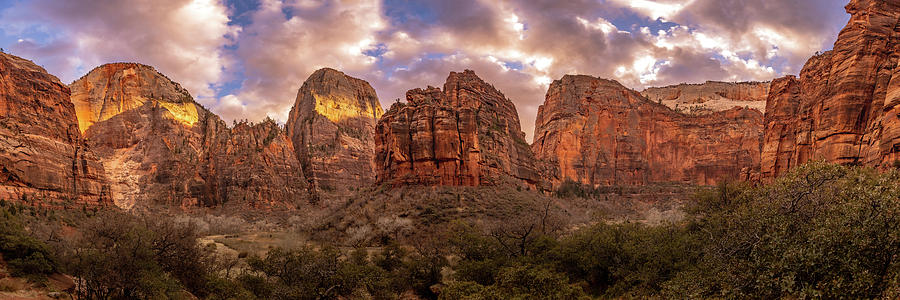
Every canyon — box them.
[532,75,763,187]
[71,63,306,208]
[0,0,897,207]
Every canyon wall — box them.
[375,70,539,187]
[286,68,384,196]
[642,81,769,115]
[0,53,110,206]
[761,0,900,177]
[74,63,305,208]
[533,75,763,187]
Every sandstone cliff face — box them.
[71,63,197,133]
[212,119,307,208]
[286,68,384,195]
[642,81,769,115]
[761,0,900,177]
[0,53,110,206]
[74,63,305,208]
[533,75,762,187]
[375,70,539,187]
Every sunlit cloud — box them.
[0,0,850,142]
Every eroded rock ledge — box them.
[375,70,539,187]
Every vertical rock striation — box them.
[286,68,384,196]
[0,52,110,206]
[73,63,305,208]
[761,0,900,177]
[375,70,539,187]
[532,75,763,187]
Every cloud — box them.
[220,0,386,123]
[0,0,237,104]
[0,0,851,143]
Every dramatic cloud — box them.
[0,0,850,142]
[0,0,237,105]
[223,0,386,122]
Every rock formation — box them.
[375,70,539,187]
[642,81,770,115]
[761,0,900,177]
[212,119,307,208]
[286,68,384,195]
[0,52,110,206]
[532,75,763,187]
[73,63,305,208]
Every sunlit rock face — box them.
[286,68,384,196]
[70,63,198,133]
[375,70,540,187]
[642,81,770,115]
[532,75,763,187]
[74,64,306,208]
[0,52,110,206]
[761,0,900,177]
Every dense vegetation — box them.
[1,162,898,298]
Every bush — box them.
[665,162,900,298]
[57,211,239,299]
[0,208,57,281]
[441,264,589,300]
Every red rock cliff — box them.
[74,63,306,208]
[532,75,763,187]
[286,68,384,196]
[761,0,900,177]
[0,53,110,206]
[375,70,539,187]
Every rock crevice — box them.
[761,0,900,177]
[533,75,763,187]
[375,70,539,187]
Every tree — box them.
[665,162,900,298]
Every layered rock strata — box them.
[375,70,539,186]
[642,81,770,115]
[73,63,305,208]
[286,68,384,195]
[532,75,763,187]
[761,0,900,177]
[0,52,110,206]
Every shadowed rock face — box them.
[375,70,540,187]
[642,81,770,115]
[286,68,384,196]
[0,52,110,206]
[761,0,900,177]
[532,75,763,187]
[74,63,305,208]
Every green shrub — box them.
[665,162,900,298]
[0,209,57,281]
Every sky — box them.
[0,0,850,142]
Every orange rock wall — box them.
[375,70,539,187]
[533,75,763,187]
[0,53,110,206]
[761,0,900,177]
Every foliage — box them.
[56,212,243,299]
[445,162,900,298]
[0,208,57,281]
[664,162,900,298]
[441,265,589,300]
[3,161,899,299]
[241,241,445,299]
